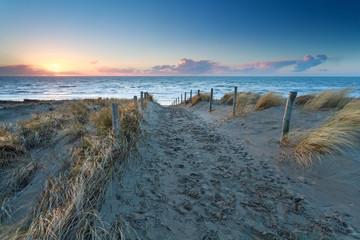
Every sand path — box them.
[100,102,358,239]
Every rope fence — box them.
[170,87,298,143]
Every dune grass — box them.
[221,92,235,105]
[302,88,351,112]
[0,161,41,202]
[233,92,261,117]
[191,93,211,107]
[0,125,25,168]
[254,92,285,111]
[295,94,315,105]
[0,98,142,239]
[287,101,360,167]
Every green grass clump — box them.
[289,101,360,167]
[302,88,351,112]
[191,93,211,106]
[254,92,284,111]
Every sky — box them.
[0,0,359,76]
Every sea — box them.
[0,76,359,106]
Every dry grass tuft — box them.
[302,88,351,112]
[1,161,41,197]
[288,101,360,167]
[0,125,25,167]
[17,98,133,148]
[1,98,142,239]
[295,94,315,105]
[146,94,154,101]
[233,92,261,117]
[254,92,285,111]
[221,92,235,105]
[191,93,211,106]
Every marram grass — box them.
[0,98,142,239]
[191,93,211,106]
[0,125,25,167]
[234,92,261,117]
[289,101,360,167]
[221,92,235,105]
[295,94,315,105]
[302,87,351,112]
[254,92,284,111]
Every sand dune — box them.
[1,99,359,239]
[100,101,360,239]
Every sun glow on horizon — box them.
[48,64,61,73]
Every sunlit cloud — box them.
[97,67,140,74]
[238,60,297,73]
[149,58,231,75]
[0,65,56,76]
[0,54,329,76]
[0,64,78,76]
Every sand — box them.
[0,100,74,224]
[99,101,360,239]
[1,99,359,239]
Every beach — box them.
[1,93,359,239]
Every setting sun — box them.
[48,64,61,73]
[0,1,359,238]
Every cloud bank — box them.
[0,65,78,76]
[97,67,139,74]
[0,65,56,76]
[0,54,328,76]
[149,58,232,75]
[294,54,328,72]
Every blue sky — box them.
[0,0,359,76]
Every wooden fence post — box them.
[198,89,200,97]
[190,90,192,103]
[281,91,297,142]
[140,91,144,110]
[181,94,183,104]
[133,96,137,106]
[185,92,187,104]
[111,102,120,135]
[233,86,238,116]
[209,88,213,112]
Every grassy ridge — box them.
[0,98,144,239]
[191,93,211,106]
[0,125,24,167]
[302,88,351,111]
[288,101,360,167]
[254,92,285,111]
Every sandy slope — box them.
[190,101,360,229]
[0,100,73,224]
[100,102,359,239]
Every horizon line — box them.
[1,75,360,77]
